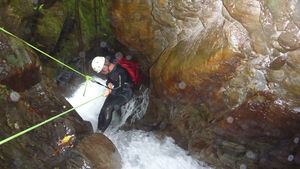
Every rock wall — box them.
[110,0,300,168]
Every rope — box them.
[0,94,103,145]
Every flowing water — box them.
[66,76,214,169]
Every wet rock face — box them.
[110,0,300,104]
[110,0,300,168]
[216,92,300,140]
[110,0,156,61]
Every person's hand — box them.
[107,83,113,89]
[103,83,113,97]
[103,89,111,97]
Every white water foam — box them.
[66,77,214,169]
[66,76,107,131]
[106,130,214,169]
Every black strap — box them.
[91,80,112,89]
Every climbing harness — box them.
[0,27,106,145]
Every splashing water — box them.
[106,130,213,169]
[66,76,213,169]
[66,76,107,131]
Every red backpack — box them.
[116,57,142,86]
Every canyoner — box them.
[91,56,142,133]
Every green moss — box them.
[98,0,114,44]
[197,104,210,122]
[33,4,44,11]
[79,0,97,49]
[7,38,36,67]
[78,0,114,47]
[56,33,79,61]
[10,0,35,17]
[0,48,11,60]
[6,54,21,67]
[0,0,9,5]
[0,84,9,101]
[36,12,64,43]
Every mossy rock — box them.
[0,0,35,38]
[0,84,9,101]
[35,1,68,50]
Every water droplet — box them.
[293,107,300,112]
[126,55,132,60]
[241,124,248,130]
[100,41,107,48]
[246,151,256,159]
[79,51,85,58]
[14,122,19,130]
[226,116,234,123]
[58,10,64,16]
[24,27,31,34]
[115,52,123,58]
[178,81,186,90]
[10,91,20,102]
[294,137,299,144]
[288,155,294,161]
[31,0,38,4]
[135,13,141,20]
[240,164,247,169]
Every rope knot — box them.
[85,75,93,81]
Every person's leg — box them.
[107,95,129,125]
[98,94,131,132]
[97,88,133,132]
[97,96,114,132]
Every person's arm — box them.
[111,75,122,90]
[111,68,129,91]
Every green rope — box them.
[0,94,103,145]
[0,27,87,78]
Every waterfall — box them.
[66,76,107,132]
[66,76,214,169]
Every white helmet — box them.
[91,56,105,73]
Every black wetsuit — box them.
[98,64,133,132]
